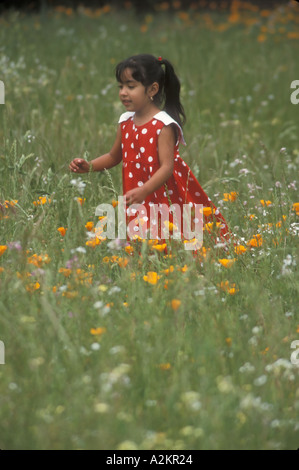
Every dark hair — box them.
[115,54,186,128]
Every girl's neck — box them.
[133,104,160,126]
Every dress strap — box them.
[118,112,135,123]
[154,111,186,146]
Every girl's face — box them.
[118,68,156,114]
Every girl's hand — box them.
[125,187,148,205]
[69,158,91,173]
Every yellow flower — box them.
[260,199,272,207]
[164,221,177,232]
[218,258,236,268]
[204,222,221,232]
[27,253,51,267]
[90,327,107,336]
[171,299,181,311]
[225,337,232,346]
[292,202,299,216]
[57,227,67,237]
[33,196,51,206]
[152,243,167,252]
[247,234,263,247]
[117,257,129,268]
[77,197,86,206]
[85,221,94,231]
[59,267,72,277]
[0,245,8,256]
[179,264,188,273]
[162,265,175,275]
[125,245,134,254]
[26,281,40,292]
[159,363,171,370]
[203,206,214,217]
[218,281,238,295]
[148,239,159,246]
[86,237,105,247]
[143,271,160,285]
[234,245,247,255]
[223,191,238,202]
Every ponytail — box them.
[159,58,186,128]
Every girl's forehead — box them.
[118,68,138,84]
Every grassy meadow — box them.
[0,1,299,450]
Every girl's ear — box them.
[148,82,159,99]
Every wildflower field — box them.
[0,1,299,450]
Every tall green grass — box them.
[0,5,299,449]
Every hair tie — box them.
[158,56,163,62]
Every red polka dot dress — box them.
[119,111,229,245]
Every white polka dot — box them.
[137,181,144,187]
[152,120,157,125]
[129,172,133,178]
[131,143,134,149]
[157,129,161,135]
[215,209,220,215]
[143,216,149,222]
[141,128,147,134]
[195,192,200,196]
[148,156,153,162]
[149,138,154,144]
[136,134,139,140]
[125,133,129,139]
[169,190,173,195]
[134,226,139,232]
[140,147,145,153]
[178,172,182,177]
[136,163,140,168]
[149,166,152,172]
[124,152,127,158]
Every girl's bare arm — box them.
[69,125,122,173]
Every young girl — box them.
[69,54,229,246]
